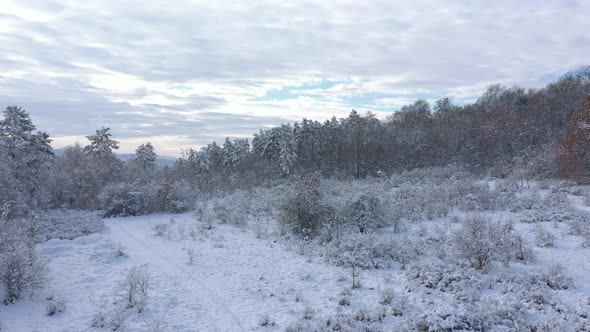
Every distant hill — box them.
[53,148,177,167]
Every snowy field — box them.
[1,213,360,331]
[2,178,590,331]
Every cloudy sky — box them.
[1,0,589,156]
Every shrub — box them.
[534,225,556,247]
[46,297,66,316]
[379,288,395,305]
[453,217,525,271]
[280,174,332,238]
[35,209,104,242]
[0,218,48,304]
[258,315,274,327]
[535,265,574,290]
[186,248,196,265]
[378,238,424,270]
[91,310,108,329]
[344,194,385,233]
[98,183,151,217]
[154,180,194,213]
[153,223,169,236]
[336,233,375,288]
[108,304,129,331]
[121,265,150,313]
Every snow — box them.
[3,183,590,330]
[0,213,355,331]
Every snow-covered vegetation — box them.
[1,69,590,330]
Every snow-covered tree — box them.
[278,124,297,176]
[48,143,101,210]
[280,174,327,237]
[453,217,525,271]
[222,137,250,171]
[0,217,48,304]
[84,127,119,158]
[134,142,157,171]
[295,119,322,171]
[222,137,235,170]
[342,110,379,179]
[233,138,250,165]
[338,233,375,288]
[83,127,124,190]
[345,194,385,233]
[0,105,54,209]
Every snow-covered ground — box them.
[3,181,590,331]
[0,213,364,331]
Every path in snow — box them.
[105,213,347,331]
[108,220,245,331]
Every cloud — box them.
[0,0,589,156]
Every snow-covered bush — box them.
[453,217,526,270]
[344,194,385,233]
[509,191,541,212]
[121,265,150,313]
[391,165,471,185]
[0,217,48,304]
[406,296,529,332]
[0,163,29,219]
[280,174,333,238]
[375,238,424,269]
[379,288,395,305]
[389,184,448,222]
[534,225,557,247]
[534,265,574,291]
[90,310,108,329]
[424,225,452,260]
[46,296,66,316]
[152,223,169,236]
[99,183,152,217]
[453,217,497,270]
[35,209,104,242]
[186,248,196,265]
[405,261,482,294]
[520,206,588,233]
[141,318,168,332]
[286,305,389,332]
[108,304,129,331]
[211,199,231,224]
[152,179,194,213]
[194,201,214,231]
[334,233,376,288]
[258,314,275,327]
[214,190,252,226]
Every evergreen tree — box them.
[278,124,297,176]
[134,142,157,171]
[0,106,54,207]
[84,127,119,158]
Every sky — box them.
[1,0,589,157]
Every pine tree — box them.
[278,124,297,176]
[0,105,54,206]
[84,127,119,158]
[222,137,235,170]
[134,142,157,171]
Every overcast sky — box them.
[1,0,589,156]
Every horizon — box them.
[2,1,589,157]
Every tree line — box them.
[0,66,589,217]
